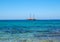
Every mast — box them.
[30,13,32,19]
[33,13,35,19]
[28,13,36,20]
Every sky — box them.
[0,0,60,20]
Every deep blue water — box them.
[0,20,60,33]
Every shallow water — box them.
[0,20,60,42]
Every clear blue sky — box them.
[0,0,60,20]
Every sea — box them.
[0,20,60,42]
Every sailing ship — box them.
[28,18,36,20]
[27,13,36,20]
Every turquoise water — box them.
[0,20,60,42]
